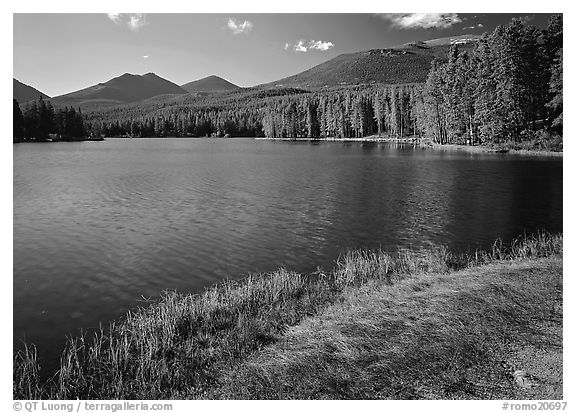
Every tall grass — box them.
[13,343,42,399]
[13,232,562,400]
[212,246,563,399]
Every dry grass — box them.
[13,232,562,400]
[210,257,563,399]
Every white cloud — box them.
[107,13,122,24]
[226,18,253,35]
[462,23,484,30]
[286,39,334,53]
[377,13,462,30]
[294,40,308,52]
[518,15,535,24]
[106,13,148,32]
[308,40,334,51]
[128,14,147,31]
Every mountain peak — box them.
[115,72,159,79]
[181,75,240,93]
[50,72,187,108]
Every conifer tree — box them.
[13,99,24,142]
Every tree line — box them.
[79,87,311,138]
[79,85,415,140]
[86,106,265,138]
[260,15,562,147]
[420,15,562,146]
[13,97,87,142]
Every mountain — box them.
[419,34,481,47]
[50,72,187,108]
[46,34,481,112]
[263,36,479,90]
[398,34,482,49]
[181,75,240,93]
[14,79,50,103]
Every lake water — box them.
[13,138,563,370]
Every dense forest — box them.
[422,16,563,147]
[14,16,562,150]
[258,15,563,147]
[13,97,88,142]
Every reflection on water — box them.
[13,138,562,370]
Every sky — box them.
[13,13,558,98]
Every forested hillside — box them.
[13,79,50,103]
[264,42,476,90]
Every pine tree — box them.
[13,99,24,142]
[547,48,563,130]
[373,90,384,135]
[305,100,320,138]
[37,96,54,139]
[23,100,39,140]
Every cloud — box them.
[517,15,535,24]
[308,40,334,51]
[286,39,334,53]
[106,13,148,32]
[294,40,308,52]
[142,55,149,59]
[462,23,484,30]
[128,14,147,31]
[377,13,462,30]
[107,13,122,24]
[226,18,253,35]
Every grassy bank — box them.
[211,256,562,399]
[428,143,563,157]
[14,233,562,400]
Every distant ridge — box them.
[23,34,482,111]
[401,34,482,48]
[14,79,50,103]
[262,35,480,90]
[50,72,187,107]
[181,75,240,93]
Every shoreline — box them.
[427,143,563,158]
[14,233,562,400]
[255,137,563,157]
[13,137,105,143]
[254,136,420,143]
[15,136,563,158]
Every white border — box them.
[4,2,573,411]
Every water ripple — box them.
[13,138,563,370]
